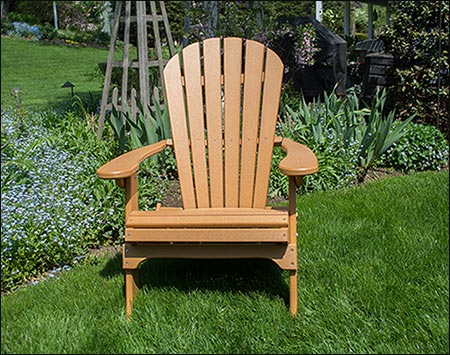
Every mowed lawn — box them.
[1,171,449,354]
[1,37,120,108]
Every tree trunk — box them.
[183,1,191,47]
[1,0,12,19]
[204,0,219,38]
[253,1,264,30]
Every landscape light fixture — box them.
[62,81,75,97]
[10,87,22,111]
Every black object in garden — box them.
[272,15,347,99]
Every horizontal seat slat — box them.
[125,228,289,243]
[126,207,289,228]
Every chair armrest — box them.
[97,140,169,179]
[279,138,318,176]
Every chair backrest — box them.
[163,37,284,209]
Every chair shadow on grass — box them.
[100,251,290,306]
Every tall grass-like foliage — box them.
[274,88,412,195]
[107,95,177,178]
[107,96,172,154]
[352,89,414,180]
[0,110,122,292]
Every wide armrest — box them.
[97,140,169,179]
[279,138,319,176]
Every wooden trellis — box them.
[97,0,175,139]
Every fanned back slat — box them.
[253,49,284,208]
[203,38,224,207]
[223,38,243,208]
[183,43,209,208]
[163,54,196,208]
[163,38,283,209]
[239,40,265,208]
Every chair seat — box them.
[125,207,289,243]
[127,207,289,228]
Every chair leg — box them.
[289,269,298,316]
[125,269,139,318]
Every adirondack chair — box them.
[97,37,318,317]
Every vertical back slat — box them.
[183,43,209,208]
[253,49,284,208]
[239,40,265,208]
[203,38,224,207]
[163,54,196,208]
[223,38,243,207]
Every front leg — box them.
[125,268,139,318]
[125,173,139,219]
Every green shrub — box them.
[272,85,448,198]
[271,88,413,196]
[270,140,357,199]
[39,22,58,41]
[273,94,447,197]
[273,89,359,196]
[7,1,53,25]
[379,122,449,173]
[1,19,14,35]
[165,0,186,44]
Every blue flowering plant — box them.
[0,109,122,292]
[7,21,42,40]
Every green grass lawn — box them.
[1,171,448,354]
[0,37,127,109]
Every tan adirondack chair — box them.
[97,37,318,317]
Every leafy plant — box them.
[127,98,172,151]
[275,88,360,195]
[352,89,415,181]
[107,105,127,153]
[107,93,177,178]
[379,122,449,173]
[107,94,172,155]
[275,87,414,194]
[270,140,357,198]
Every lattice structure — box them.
[97,0,175,139]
